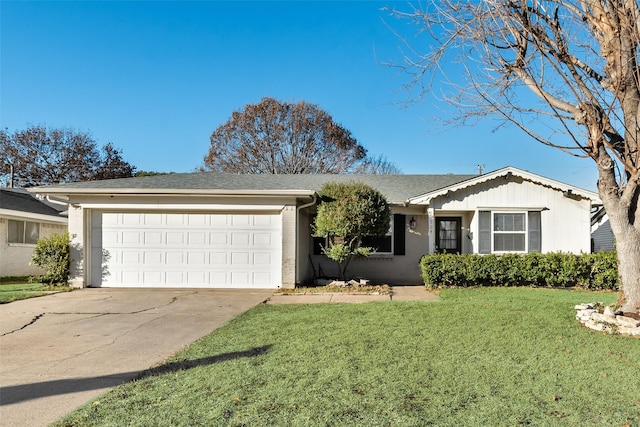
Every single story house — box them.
[31,166,601,288]
[0,188,68,277]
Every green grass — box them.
[0,282,70,303]
[54,288,640,427]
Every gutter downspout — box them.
[45,195,70,207]
[295,193,317,285]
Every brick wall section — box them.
[67,205,86,288]
[0,218,67,277]
[281,205,297,288]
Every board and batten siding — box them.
[430,177,592,254]
[592,216,615,252]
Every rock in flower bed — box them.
[575,303,640,336]
[277,279,391,295]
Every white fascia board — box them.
[0,209,68,224]
[76,203,288,211]
[475,206,547,211]
[407,166,602,205]
[28,188,316,198]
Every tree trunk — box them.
[615,233,640,315]
[601,196,640,315]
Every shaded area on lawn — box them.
[1,345,272,405]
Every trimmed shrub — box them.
[30,232,70,286]
[419,252,618,290]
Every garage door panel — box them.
[231,233,250,246]
[97,212,281,288]
[144,232,163,245]
[143,271,162,283]
[122,251,141,264]
[166,232,184,245]
[188,232,207,245]
[166,252,184,264]
[188,252,207,265]
[123,214,143,225]
[210,252,228,265]
[103,231,119,245]
[232,215,250,226]
[187,271,207,284]
[253,272,272,286]
[166,271,184,284]
[121,271,139,283]
[210,271,228,284]
[144,252,162,264]
[253,252,272,264]
[166,214,186,226]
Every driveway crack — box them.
[1,313,45,336]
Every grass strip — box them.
[0,283,70,303]
[54,288,639,427]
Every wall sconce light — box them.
[409,217,417,230]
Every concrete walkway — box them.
[267,285,440,304]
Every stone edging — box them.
[575,303,640,336]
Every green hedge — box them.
[419,252,619,290]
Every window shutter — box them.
[393,214,406,255]
[528,211,541,253]
[313,237,325,255]
[478,211,491,254]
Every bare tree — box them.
[203,97,368,174]
[353,154,402,174]
[388,0,640,315]
[1,125,135,187]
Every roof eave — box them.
[406,166,602,205]
[28,188,317,199]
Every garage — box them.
[90,212,282,288]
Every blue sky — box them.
[1,1,598,191]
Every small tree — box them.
[313,182,390,280]
[30,232,70,286]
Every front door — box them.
[436,217,462,254]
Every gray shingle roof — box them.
[0,188,66,216]
[34,172,478,204]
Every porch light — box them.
[409,217,417,230]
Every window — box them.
[478,211,541,254]
[361,217,393,254]
[8,220,39,244]
[312,214,406,256]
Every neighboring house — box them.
[0,188,68,277]
[591,208,615,252]
[31,166,601,288]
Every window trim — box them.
[492,211,527,253]
[478,210,541,254]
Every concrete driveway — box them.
[0,288,272,427]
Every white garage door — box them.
[92,212,282,288]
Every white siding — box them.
[431,178,592,254]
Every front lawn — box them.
[0,282,69,303]
[54,288,640,426]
